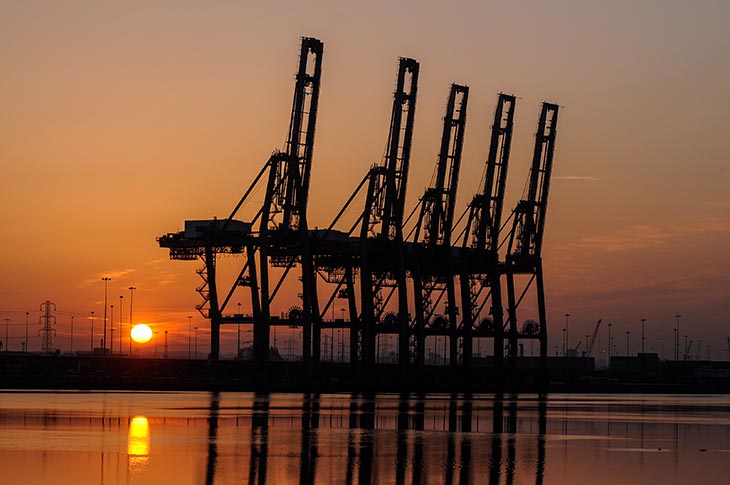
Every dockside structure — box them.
[158,37,560,376]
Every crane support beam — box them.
[504,102,560,373]
[459,93,516,369]
[412,84,469,368]
[509,102,559,263]
[157,40,563,382]
[282,37,324,232]
[360,58,419,370]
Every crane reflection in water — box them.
[0,392,728,484]
[203,392,546,485]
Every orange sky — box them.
[1,1,729,357]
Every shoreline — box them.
[1,352,729,394]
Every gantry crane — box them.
[158,38,563,379]
[358,58,419,369]
[311,57,420,369]
[257,37,323,365]
[410,84,469,367]
[458,93,516,368]
[158,37,324,362]
[504,102,559,370]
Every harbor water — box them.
[0,391,728,484]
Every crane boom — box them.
[462,93,516,251]
[458,93,516,369]
[414,84,469,247]
[508,102,559,262]
[359,57,419,368]
[411,83,469,368]
[261,36,324,234]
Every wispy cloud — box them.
[554,176,600,181]
[678,218,730,234]
[564,218,730,253]
[141,258,170,267]
[79,268,137,287]
[569,225,670,252]
[561,271,730,309]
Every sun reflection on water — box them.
[127,415,150,472]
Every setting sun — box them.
[131,324,153,344]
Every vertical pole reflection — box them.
[205,391,220,485]
[396,394,409,485]
[673,401,679,468]
[458,395,473,485]
[248,392,270,485]
[299,393,321,485]
[412,395,425,485]
[505,395,518,485]
[445,396,458,485]
[640,400,646,466]
[445,434,456,485]
[535,395,547,485]
[490,394,504,485]
[359,394,375,485]
[345,395,359,485]
[344,393,378,485]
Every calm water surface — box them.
[0,391,728,484]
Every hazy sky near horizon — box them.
[1,1,728,355]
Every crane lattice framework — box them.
[310,57,419,370]
[457,93,516,370]
[409,84,469,368]
[255,36,323,366]
[358,58,419,369]
[158,37,324,362]
[503,102,560,369]
[158,36,562,375]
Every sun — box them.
[131,324,153,344]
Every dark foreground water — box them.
[0,391,728,484]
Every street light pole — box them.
[564,313,571,354]
[187,316,192,359]
[25,312,29,353]
[608,323,612,358]
[195,327,199,359]
[641,318,646,354]
[70,315,74,354]
[237,303,242,358]
[110,304,115,354]
[674,314,681,360]
[626,331,630,356]
[118,295,124,355]
[164,330,168,358]
[128,287,136,357]
[90,311,95,352]
[102,277,111,352]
